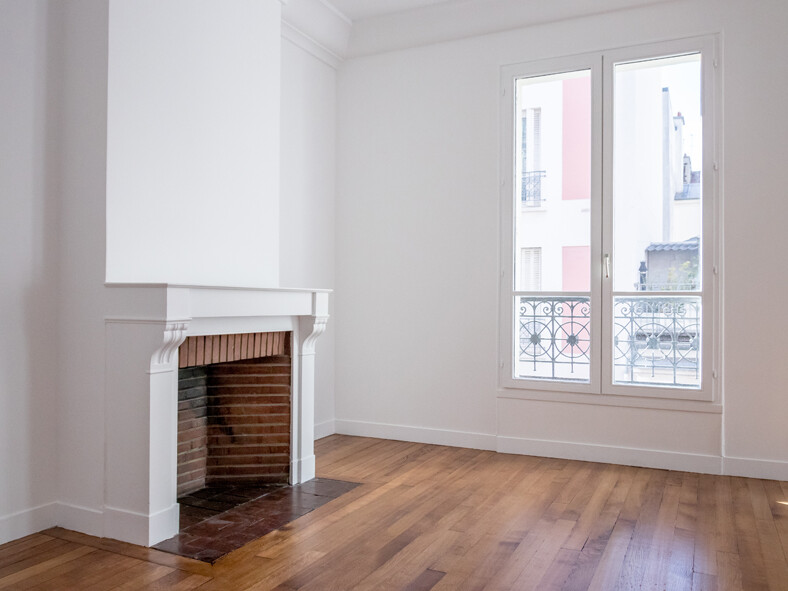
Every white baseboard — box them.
[0,503,56,545]
[332,419,727,474]
[103,503,179,547]
[497,436,723,474]
[291,454,316,484]
[314,419,336,440]
[55,502,103,538]
[149,504,180,547]
[723,456,788,481]
[334,419,497,451]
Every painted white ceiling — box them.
[327,0,457,22]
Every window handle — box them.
[604,254,611,279]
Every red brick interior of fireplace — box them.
[177,332,292,496]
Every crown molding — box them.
[313,0,351,25]
[282,21,342,69]
[345,0,681,58]
[281,0,351,61]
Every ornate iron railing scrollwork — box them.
[517,296,591,381]
[613,296,701,387]
[517,295,701,388]
[521,170,546,206]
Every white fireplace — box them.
[104,284,329,546]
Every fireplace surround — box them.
[104,284,329,546]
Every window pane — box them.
[516,296,591,382]
[612,53,702,292]
[613,296,701,388]
[514,70,591,293]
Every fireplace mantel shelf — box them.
[102,282,329,547]
[105,282,332,293]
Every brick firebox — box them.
[176,332,292,496]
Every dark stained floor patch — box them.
[153,478,360,563]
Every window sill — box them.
[496,387,722,414]
[520,204,548,212]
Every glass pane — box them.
[613,296,701,388]
[516,296,591,382]
[514,70,592,293]
[612,53,702,292]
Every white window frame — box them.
[500,52,603,396]
[498,36,720,406]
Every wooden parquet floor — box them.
[1,434,787,590]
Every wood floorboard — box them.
[0,536,54,567]
[5,548,97,590]
[0,435,786,590]
[24,550,135,591]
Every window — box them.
[519,247,542,291]
[500,37,718,402]
[520,109,544,206]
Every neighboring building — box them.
[641,236,700,290]
[516,76,700,293]
[638,148,702,290]
[515,73,591,293]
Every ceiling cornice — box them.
[344,0,683,58]
[281,20,343,69]
[281,0,351,61]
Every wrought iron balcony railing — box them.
[521,170,546,206]
[518,296,590,381]
[634,282,699,291]
[613,296,700,388]
[517,295,701,388]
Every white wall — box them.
[0,0,110,546]
[336,0,788,479]
[279,37,338,436]
[105,0,282,287]
[0,0,60,543]
[55,0,110,535]
[719,1,788,477]
[336,44,500,445]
